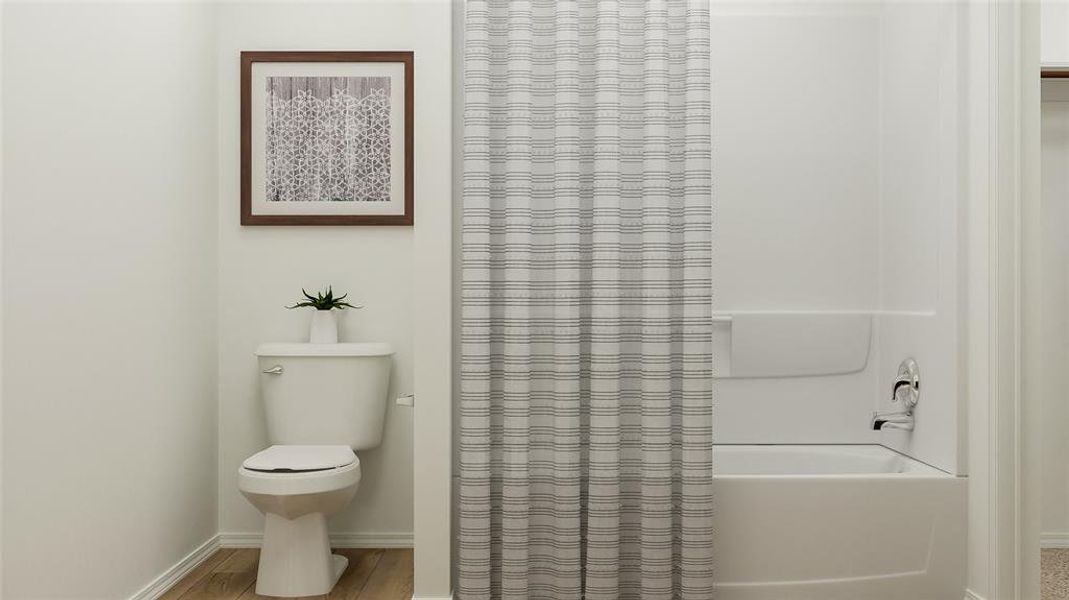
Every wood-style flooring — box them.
[165,546,1069,599]
[159,548,413,600]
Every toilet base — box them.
[330,554,349,585]
[254,512,348,597]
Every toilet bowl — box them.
[239,445,362,597]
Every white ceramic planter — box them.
[309,310,338,344]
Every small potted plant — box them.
[286,286,362,343]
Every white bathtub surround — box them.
[712,312,872,379]
[874,1,964,476]
[712,445,965,599]
[309,310,339,343]
[708,1,964,476]
[459,1,713,598]
[709,2,880,448]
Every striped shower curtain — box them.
[459,1,713,599]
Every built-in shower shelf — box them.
[712,312,872,378]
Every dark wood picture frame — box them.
[241,51,414,226]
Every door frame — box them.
[969,1,1041,598]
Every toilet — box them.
[238,342,393,597]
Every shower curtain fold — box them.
[459,1,712,598]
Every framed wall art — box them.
[241,51,413,225]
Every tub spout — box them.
[871,410,914,432]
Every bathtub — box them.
[712,445,965,600]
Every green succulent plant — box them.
[286,287,363,311]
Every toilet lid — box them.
[243,445,356,472]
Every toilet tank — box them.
[255,343,394,450]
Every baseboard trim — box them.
[1042,532,1069,548]
[411,595,454,600]
[964,590,986,600]
[219,531,414,548]
[128,535,221,600]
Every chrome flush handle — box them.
[262,365,284,375]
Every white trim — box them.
[964,590,986,600]
[966,2,1041,597]
[991,3,1025,597]
[1041,533,1069,548]
[966,0,1039,594]
[964,2,1005,597]
[1013,1,1043,598]
[218,532,414,549]
[0,1,6,591]
[127,535,220,600]
[1019,2,1044,595]
[329,532,414,548]
[411,595,454,600]
[411,0,457,597]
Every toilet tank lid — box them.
[255,342,394,357]
[243,445,357,472]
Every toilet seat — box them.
[243,445,355,472]
[238,446,361,497]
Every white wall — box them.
[216,0,452,551]
[412,1,455,591]
[1043,0,1069,66]
[1040,83,1069,545]
[1,3,220,598]
[0,2,452,595]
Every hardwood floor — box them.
[160,548,413,600]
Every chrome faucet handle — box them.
[891,358,920,410]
